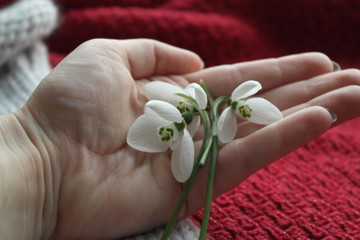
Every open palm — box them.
[18,39,360,239]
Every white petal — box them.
[186,115,200,137]
[231,80,262,100]
[185,83,208,109]
[171,130,195,182]
[245,97,283,125]
[144,100,183,123]
[143,81,186,106]
[127,115,170,152]
[217,107,237,144]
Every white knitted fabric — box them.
[0,0,200,239]
[0,0,57,114]
[126,219,200,240]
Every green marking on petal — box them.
[157,126,175,142]
[238,104,253,119]
[157,121,186,143]
[232,100,253,119]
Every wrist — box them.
[0,110,58,240]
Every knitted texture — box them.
[125,219,199,240]
[193,120,360,239]
[46,1,360,239]
[47,0,360,68]
[0,0,57,114]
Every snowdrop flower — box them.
[127,100,195,182]
[144,81,207,109]
[217,80,283,144]
[143,81,208,136]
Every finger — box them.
[236,86,360,138]
[282,85,360,126]
[75,39,203,79]
[259,69,360,111]
[234,72,360,138]
[120,39,204,79]
[185,106,333,215]
[185,52,333,97]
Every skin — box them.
[0,38,359,240]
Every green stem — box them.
[197,109,211,158]
[199,135,218,240]
[199,96,229,239]
[161,92,228,239]
[198,137,213,167]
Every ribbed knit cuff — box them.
[0,42,52,114]
[0,0,58,114]
[0,0,58,66]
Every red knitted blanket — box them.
[45,0,360,239]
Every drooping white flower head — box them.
[144,81,207,109]
[127,100,195,182]
[217,80,283,144]
[144,81,208,137]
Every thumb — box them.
[121,39,204,79]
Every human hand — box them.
[6,39,360,239]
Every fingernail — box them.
[332,61,341,72]
[326,108,337,123]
